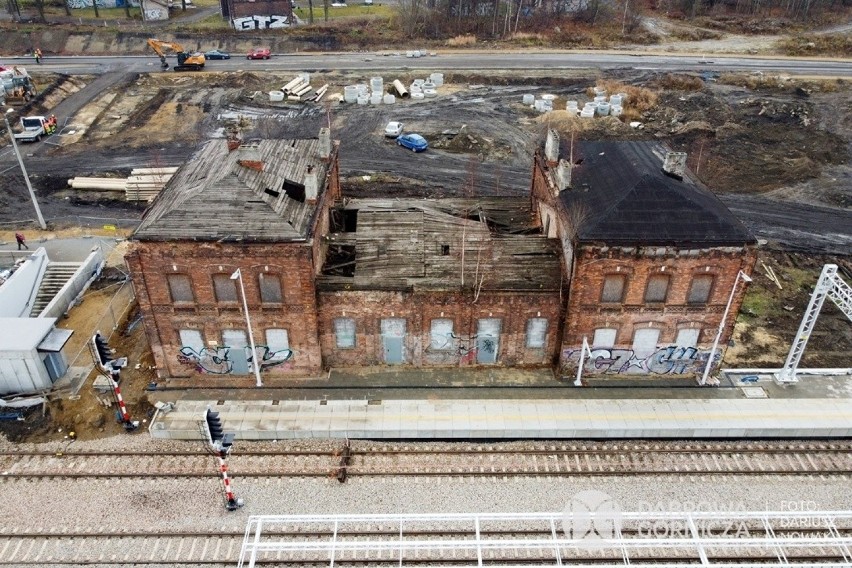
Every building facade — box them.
[127,130,756,385]
[126,132,339,383]
[530,132,757,378]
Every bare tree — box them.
[396,0,429,36]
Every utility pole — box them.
[4,109,47,229]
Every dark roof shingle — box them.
[559,141,755,246]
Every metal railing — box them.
[240,510,852,568]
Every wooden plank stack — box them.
[67,166,178,203]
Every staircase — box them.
[29,262,81,317]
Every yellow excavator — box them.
[146,39,206,72]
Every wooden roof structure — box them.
[133,138,332,242]
[317,198,562,292]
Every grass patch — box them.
[168,13,231,31]
[719,72,847,93]
[34,6,141,20]
[294,3,392,21]
[776,34,852,57]
[740,290,773,318]
[655,73,704,92]
[446,34,477,47]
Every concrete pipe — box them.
[391,79,410,99]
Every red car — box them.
[247,48,271,60]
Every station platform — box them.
[147,370,852,440]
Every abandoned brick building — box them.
[127,130,341,382]
[126,128,756,384]
[531,131,757,376]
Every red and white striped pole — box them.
[218,454,241,510]
[110,376,139,430]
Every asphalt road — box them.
[4,51,852,77]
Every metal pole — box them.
[700,270,752,385]
[4,111,47,230]
[232,269,263,387]
[574,336,592,387]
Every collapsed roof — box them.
[317,198,562,292]
[133,137,333,242]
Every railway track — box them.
[1,441,851,478]
[2,527,850,566]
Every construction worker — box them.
[46,114,57,135]
[34,48,42,64]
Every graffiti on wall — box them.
[67,0,127,7]
[233,15,293,30]
[424,332,498,365]
[562,345,718,375]
[178,345,294,374]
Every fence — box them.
[62,279,137,395]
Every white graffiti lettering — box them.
[179,345,294,374]
[233,14,292,30]
[563,346,717,375]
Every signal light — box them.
[93,333,113,367]
[205,409,224,445]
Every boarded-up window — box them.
[334,318,355,349]
[213,274,238,302]
[179,329,204,352]
[430,319,454,350]
[526,318,548,348]
[645,275,670,303]
[676,328,700,348]
[688,275,714,304]
[222,329,248,348]
[259,273,283,303]
[265,329,289,351]
[601,275,626,303]
[593,328,617,348]
[167,274,194,303]
[632,328,660,358]
[222,329,249,374]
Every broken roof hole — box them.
[330,209,357,233]
[282,180,305,203]
[323,245,356,277]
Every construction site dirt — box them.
[1,68,849,253]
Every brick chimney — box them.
[227,138,241,152]
[236,143,263,172]
[318,127,331,160]
[555,159,571,191]
[304,165,318,203]
[544,129,560,166]
[662,151,687,180]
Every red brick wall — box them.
[126,241,322,383]
[561,245,758,375]
[317,289,563,368]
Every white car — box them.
[385,121,404,137]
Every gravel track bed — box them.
[1,434,849,566]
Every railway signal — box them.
[203,407,243,511]
[90,332,127,377]
[89,332,138,431]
